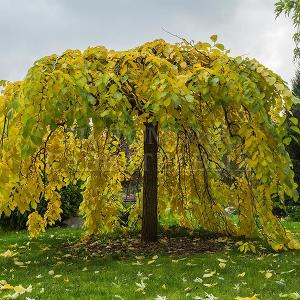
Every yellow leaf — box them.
[135,256,144,260]
[180,61,187,69]
[14,260,25,266]
[203,283,217,287]
[0,250,18,258]
[13,284,32,294]
[203,270,216,278]
[279,292,300,299]
[265,272,273,279]
[0,283,14,290]
[235,294,260,300]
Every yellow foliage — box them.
[0,38,298,251]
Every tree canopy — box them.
[0,37,299,250]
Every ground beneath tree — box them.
[70,234,231,257]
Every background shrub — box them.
[0,181,83,231]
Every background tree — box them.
[0,38,299,249]
[275,1,300,221]
[275,0,300,59]
[291,70,300,184]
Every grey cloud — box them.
[0,0,296,84]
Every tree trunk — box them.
[141,121,158,243]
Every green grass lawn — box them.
[0,222,299,300]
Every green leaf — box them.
[7,109,13,120]
[30,128,44,146]
[22,117,36,139]
[115,91,122,101]
[235,57,243,65]
[215,43,224,51]
[292,97,300,104]
[185,94,194,103]
[291,134,299,143]
[210,35,218,43]
[290,117,298,125]
[0,80,7,87]
[164,98,171,107]
[210,77,220,86]
[21,144,36,159]
[100,110,110,117]
[291,125,300,134]
[171,94,181,106]
[267,77,277,85]
[121,75,129,83]
[275,83,285,91]
[31,134,43,146]
[283,137,292,145]
[87,94,97,105]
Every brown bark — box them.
[141,121,158,243]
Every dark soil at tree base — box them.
[69,235,229,258]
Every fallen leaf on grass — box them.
[0,282,14,290]
[203,271,216,278]
[265,272,273,279]
[132,261,143,266]
[155,296,167,300]
[9,284,33,299]
[135,256,144,260]
[238,272,246,277]
[186,262,197,266]
[14,260,25,267]
[0,250,18,258]
[136,280,146,294]
[203,283,217,288]
[275,279,286,285]
[40,246,50,252]
[218,262,226,269]
[14,285,32,294]
[280,269,295,274]
[279,292,300,299]
[235,294,259,300]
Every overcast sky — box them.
[0,0,297,85]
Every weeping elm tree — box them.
[0,36,300,249]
